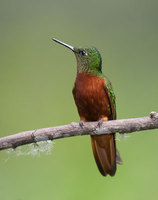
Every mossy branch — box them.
[0,112,158,151]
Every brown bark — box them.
[0,112,158,151]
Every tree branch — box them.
[0,112,158,151]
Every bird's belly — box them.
[74,83,110,121]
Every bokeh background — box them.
[0,0,158,199]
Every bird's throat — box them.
[77,64,103,78]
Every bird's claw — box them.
[97,119,104,129]
[79,120,85,128]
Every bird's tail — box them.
[91,134,116,176]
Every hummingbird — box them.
[53,38,122,176]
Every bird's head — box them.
[53,38,102,75]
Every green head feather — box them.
[73,46,102,75]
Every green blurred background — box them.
[0,0,158,199]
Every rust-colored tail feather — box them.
[91,134,116,176]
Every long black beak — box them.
[52,38,74,52]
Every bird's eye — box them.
[79,51,87,56]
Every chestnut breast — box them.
[73,73,111,121]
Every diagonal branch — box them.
[0,112,158,151]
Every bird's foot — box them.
[97,119,104,129]
[79,120,85,129]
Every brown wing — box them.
[91,78,116,176]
